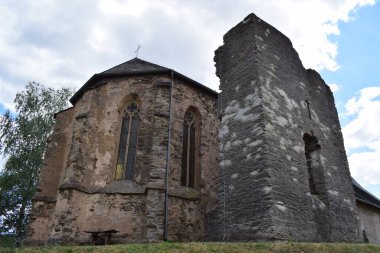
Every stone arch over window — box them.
[115,99,140,181]
[181,107,201,188]
[303,133,326,196]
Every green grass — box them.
[0,242,379,253]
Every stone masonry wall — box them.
[167,77,219,241]
[208,13,361,242]
[207,14,274,241]
[145,75,219,242]
[48,189,146,244]
[357,202,380,244]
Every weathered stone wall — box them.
[143,75,219,242]
[357,202,380,244]
[208,13,361,242]
[61,76,158,188]
[27,73,218,244]
[26,200,57,245]
[167,77,219,241]
[42,76,158,244]
[48,189,146,244]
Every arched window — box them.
[115,101,140,181]
[181,110,196,188]
[303,133,326,195]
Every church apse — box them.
[26,59,219,245]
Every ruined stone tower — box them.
[206,13,361,242]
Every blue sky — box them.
[320,2,380,198]
[0,0,379,198]
[322,2,380,119]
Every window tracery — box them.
[115,101,140,181]
[181,110,196,188]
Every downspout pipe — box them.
[163,71,174,241]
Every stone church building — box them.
[26,13,380,245]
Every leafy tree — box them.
[0,82,73,245]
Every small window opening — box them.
[115,101,140,181]
[305,100,312,119]
[303,133,325,195]
[181,110,196,188]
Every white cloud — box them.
[349,146,380,186]
[0,78,22,112]
[0,0,376,112]
[249,0,375,71]
[344,87,380,116]
[86,25,120,55]
[342,86,380,186]
[328,83,342,92]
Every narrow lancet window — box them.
[181,110,196,188]
[305,100,312,120]
[303,133,326,195]
[115,101,140,181]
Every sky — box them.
[0,0,379,198]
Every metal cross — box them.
[135,45,142,57]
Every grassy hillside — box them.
[0,242,379,253]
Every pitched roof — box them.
[70,58,218,104]
[352,178,380,210]
[100,58,169,75]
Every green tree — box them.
[0,82,73,245]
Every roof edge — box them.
[69,69,218,105]
[352,178,380,211]
[352,178,380,202]
[53,106,75,119]
[356,197,380,211]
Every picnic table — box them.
[83,229,119,245]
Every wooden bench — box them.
[83,229,119,245]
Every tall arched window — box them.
[181,110,196,188]
[115,101,140,181]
